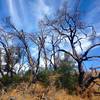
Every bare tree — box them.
[0,31,22,78]
[42,4,100,92]
[3,19,36,82]
[29,29,47,73]
[47,33,62,70]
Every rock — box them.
[8,96,16,100]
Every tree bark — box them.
[78,62,85,88]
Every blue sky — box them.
[0,0,100,32]
[0,0,100,70]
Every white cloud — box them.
[75,39,91,54]
[7,0,22,27]
[38,0,50,15]
[31,0,52,22]
[30,46,38,57]
[58,34,92,54]
[14,63,29,73]
[40,57,45,67]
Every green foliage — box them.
[1,75,10,86]
[55,60,78,94]
[1,74,21,87]
[55,74,78,94]
[23,69,31,81]
[56,61,74,74]
[37,68,50,86]
[0,60,78,94]
[12,75,22,83]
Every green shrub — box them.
[1,74,21,87]
[55,61,78,94]
[1,75,11,86]
[56,61,75,73]
[23,70,31,82]
[12,75,21,83]
[55,74,78,94]
[37,68,50,86]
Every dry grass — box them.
[0,81,99,100]
[0,72,100,100]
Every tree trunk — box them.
[43,48,48,70]
[36,49,41,74]
[52,45,57,70]
[10,68,13,78]
[78,62,85,88]
[0,70,4,77]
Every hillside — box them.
[0,74,100,100]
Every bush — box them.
[55,74,78,94]
[55,61,78,94]
[23,69,31,82]
[1,75,10,86]
[56,61,75,73]
[1,74,21,87]
[37,68,50,86]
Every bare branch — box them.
[82,43,100,59]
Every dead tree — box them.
[47,33,62,70]
[4,20,36,82]
[13,31,36,82]
[29,29,47,72]
[42,4,100,92]
[0,31,22,78]
[39,22,49,70]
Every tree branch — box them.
[58,49,77,60]
[82,43,100,59]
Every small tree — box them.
[56,60,78,94]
